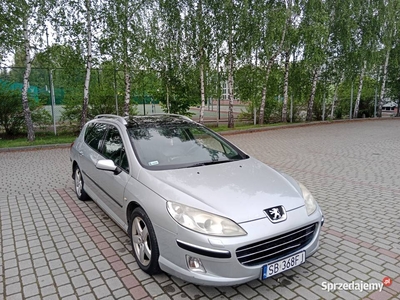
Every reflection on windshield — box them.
[128,124,246,170]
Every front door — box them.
[91,125,130,225]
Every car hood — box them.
[140,157,305,223]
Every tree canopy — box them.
[1,0,400,139]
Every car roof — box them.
[127,114,196,128]
[93,114,196,128]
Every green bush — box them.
[0,86,51,136]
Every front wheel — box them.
[129,207,161,275]
[74,165,89,201]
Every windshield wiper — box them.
[186,159,237,168]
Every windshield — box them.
[128,123,247,170]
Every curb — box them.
[218,117,398,136]
[1,117,397,152]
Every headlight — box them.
[298,182,317,215]
[166,201,247,237]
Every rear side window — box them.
[84,123,107,151]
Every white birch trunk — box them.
[259,62,272,124]
[123,63,131,117]
[227,28,234,128]
[22,19,35,141]
[80,0,92,129]
[306,67,320,121]
[330,85,338,119]
[378,48,390,117]
[282,50,290,123]
[199,50,205,124]
[353,60,366,118]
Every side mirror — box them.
[96,159,122,175]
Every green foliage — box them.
[332,77,377,119]
[157,64,199,116]
[3,0,400,124]
[0,85,51,136]
[235,64,263,107]
[60,69,138,130]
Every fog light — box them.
[186,255,206,273]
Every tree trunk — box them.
[227,28,234,128]
[353,60,366,118]
[282,50,290,122]
[123,63,131,117]
[80,0,92,129]
[306,68,320,121]
[22,20,35,142]
[330,85,338,119]
[377,48,390,118]
[259,62,272,124]
[166,84,170,114]
[199,49,205,124]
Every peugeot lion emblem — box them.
[265,206,287,223]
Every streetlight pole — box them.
[350,81,353,119]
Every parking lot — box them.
[1,119,399,300]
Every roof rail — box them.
[149,113,192,122]
[95,114,127,125]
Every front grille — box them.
[236,223,317,266]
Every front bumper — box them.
[155,207,323,286]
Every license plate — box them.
[262,251,305,279]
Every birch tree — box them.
[282,50,290,122]
[258,0,288,124]
[348,0,379,118]
[183,0,212,123]
[301,0,329,121]
[376,0,399,117]
[214,0,238,128]
[80,0,92,128]
[21,18,35,141]
[52,0,100,128]
[3,0,55,141]
[101,0,146,117]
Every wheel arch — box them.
[72,160,78,179]
[126,201,142,225]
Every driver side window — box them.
[102,126,129,172]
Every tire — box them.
[128,207,161,275]
[74,165,90,201]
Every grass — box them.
[0,131,77,148]
[210,122,287,132]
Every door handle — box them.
[79,151,83,156]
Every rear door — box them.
[79,122,108,196]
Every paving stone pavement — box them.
[1,119,399,300]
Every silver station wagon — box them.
[70,114,324,286]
